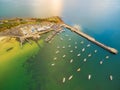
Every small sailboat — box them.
[88,54,92,57]
[62,46,65,48]
[77,68,81,72]
[63,55,66,58]
[82,48,85,52]
[65,34,69,36]
[60,37,63,40]
[51,63,55,66]
[100,61,103,64]
[88,74,91,80]
[68,38,71,41]
[106,56,109,59]
[75,42,77,44]
[53,57,57,60]
[94,50,97,53]
[87,44,90,47]
[62,77,66,83]
[55,50,59,54]
[83,58,87,62]
[70,59,73,63]
[75,46,77,49]
[70,50,73,53]
[81,41,84,44]
[68,45,71,47]
[77,53,81,57]
[110,75,113,80]
[68,75,73,80]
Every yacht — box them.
[77,53,81,57]
[62,46,65,48]
[60,37,63,40]
[63,55,66,58]
[75,42,77,44]
[110,75,113,80]
[88,54,92,57]
[65,34,69,36]
[83,58,87,62]
[70,59,73,63]
[62,77,66,83]
[68,45,71,47]
[94,50,97,53]
[82,48,85,52]
[53,57,57,60]
[88,74,91,80]
[70,50,73,53]
[77,68,81,72]
[100,61,103,64]
[81,41,84,44]
[87,44,90,47]
[75,46,77,49]
[68,75,73,80]
[106,56,109,59]
[51,63,55,66]
[68,38,71,41]
[55,50,59,54]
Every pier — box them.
[62,24,118,54]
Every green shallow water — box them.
[0,39,44,90]
[0,29,119,90]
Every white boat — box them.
[65,34,69,36]
[88,74,91,80]
[60,38,63,40]
[68,45,71,47]
[68,38,71,41]
[55,50,59,54]
[51,63,55,66]
[106,56,109,59]
[63,55,66,58]
[68,75,73,80]
[75,42,77,44]
[94,50,97,53]
[77,54,81,57]
[83,58,87,62]
[88,54,92,57]
[62,77,66,83]
[70,50,73,53]
[62,46,65,48]
[87,44,90,47]
[75,46,77,49]
[70,59,73,63]
[100,61,103,64]
[110,75,113,80]
[53,57,57,60]
[77,68,81,72]
[82,48,85,52]
[81,41,84,44]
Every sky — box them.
[0,0,120,17]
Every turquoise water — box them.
[0,0,120,90]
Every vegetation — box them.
[0,16,63,32]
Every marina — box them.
[0,0,120,89]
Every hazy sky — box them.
[0,0,120,18]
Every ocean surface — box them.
[0,0,120,90]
